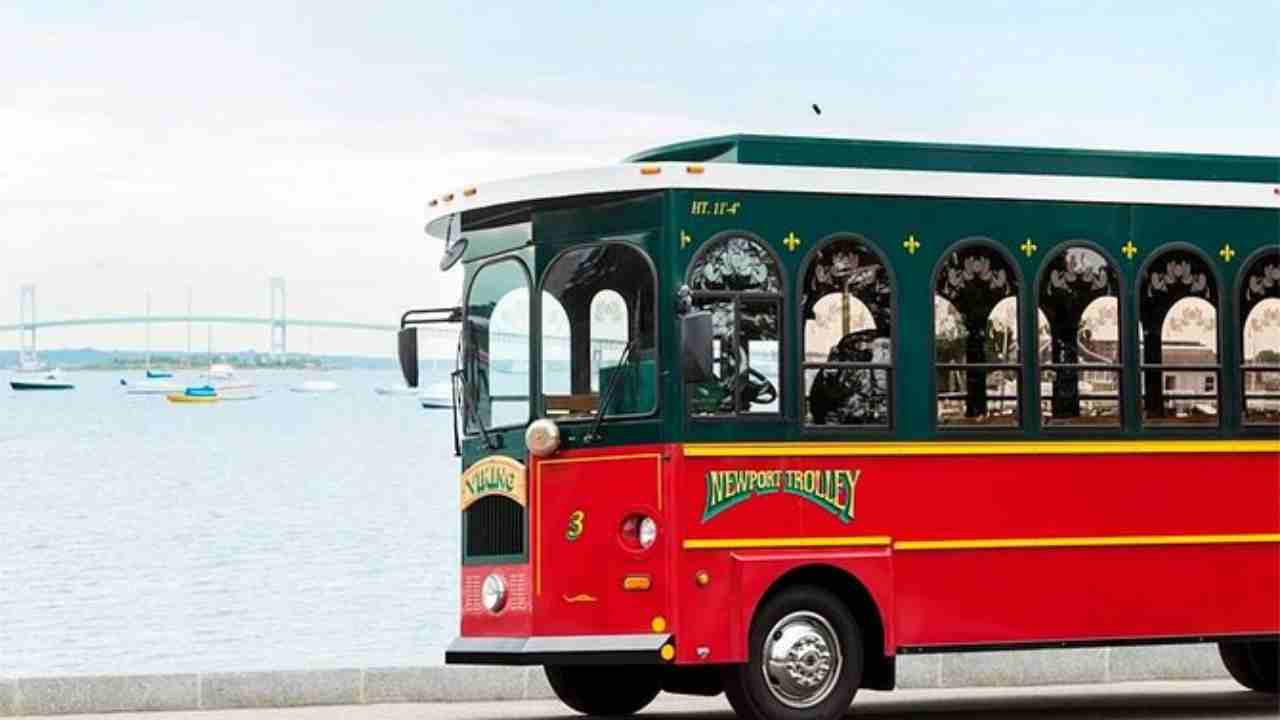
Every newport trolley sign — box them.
[397,135,1280,719]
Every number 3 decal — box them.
[566,510,585,541]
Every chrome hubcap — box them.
[761,610,842,708]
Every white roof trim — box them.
[424,162,1280,239]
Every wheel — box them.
[723,585,863,720]
[1219,639,1279,693]
[544,665,661,716]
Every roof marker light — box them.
[686,164,705,175]
[463,187,477,197]
[443,193,455,202]
[428,199,438,207]
[640,165,661,176]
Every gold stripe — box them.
[684,439,1280,458]
[894,533,1280,551]
[683,536,892,550]
[679,533,1280,552]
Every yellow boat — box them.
[166,385,220,404]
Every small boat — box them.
[11,371,74,391]
[207,363,235,380]
[418,382,454,409]
[138,294,173,381]
[122,378,180,395]
[291,380,340,393]
[374,384,418,396]
[201,364,256,393]
[166,385,220,404]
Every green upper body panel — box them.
[451,136,1279,466]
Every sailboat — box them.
[201,325,257,397]
[166,384,219,404]
[291,327,338,393]
[122,294,178,393]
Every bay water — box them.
[0,369,460,676]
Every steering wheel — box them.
[703,344,778,412]
[739,367,778,407]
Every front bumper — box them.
[446,634,673,666]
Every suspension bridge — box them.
[2,278,461,367]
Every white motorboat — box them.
[291,379,340,393]
[418,382,454,409]
[207,363,235,379]
[11,369,74,391]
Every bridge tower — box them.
[269,276,287,362]
[17,284,37,367]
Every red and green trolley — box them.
[399,135,1280,720]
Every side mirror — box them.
[680,311,714,384]
[398,327,419,388]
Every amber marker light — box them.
[651,616,667,633]
[660,644,676,662]
[622,575,652,592]
[695,570,710,587]
[640,165,662,175]
[463,187,477,197]
[686,164,705,174]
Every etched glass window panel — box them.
[1139,249,1219,426]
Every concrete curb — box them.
[0,646,1230,716]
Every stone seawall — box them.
[0,645,1230,716]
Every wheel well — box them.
[759,564,894,691]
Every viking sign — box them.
[460,456,527,510]
[703,468,861,523]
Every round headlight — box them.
[639,516,658,549]
[525,418,561,457]
[481,573,507,613]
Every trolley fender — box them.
[723,549,895,661]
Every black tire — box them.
[723,585,863,720]
[544,665,661,716]
[1219,639,1279,693]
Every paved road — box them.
[17,681,1279,720]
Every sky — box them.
[2,1,1277,356]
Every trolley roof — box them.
[425,135,1279,240]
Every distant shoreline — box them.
[0,349,442,372]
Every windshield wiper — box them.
[584,340,636,444]
[453,369,500,451]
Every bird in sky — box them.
[812,104,822,115]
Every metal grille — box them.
[464,495,524,560]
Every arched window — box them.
[1037,245,1122,426]
[540,292,571,395]
[686,233,783,416]
[590,289,629,393]
[540,242,656,419]
[1240,248,1280,425]
[1139,247,1219,426]
[934,242,1021,427]
[801,235,892,426]
[465,258,531,431]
